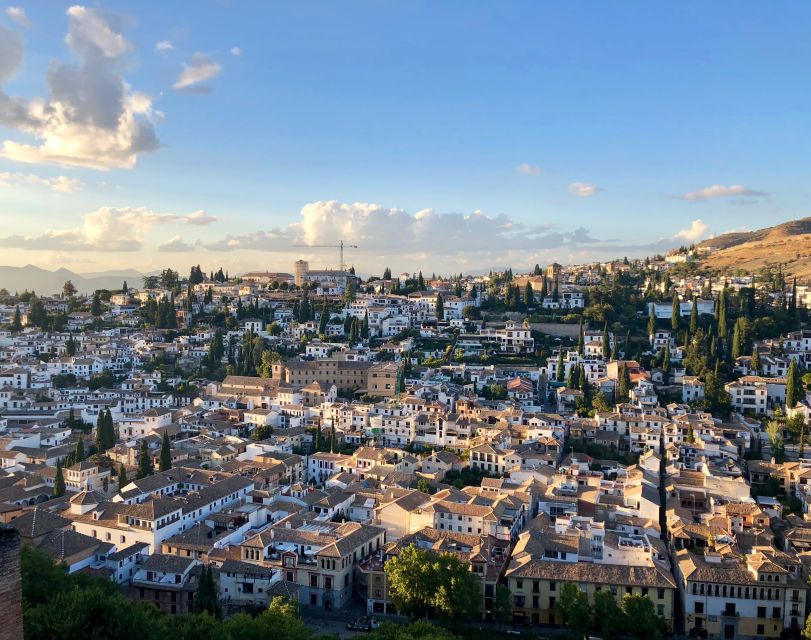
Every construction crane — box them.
[293,239,358,273]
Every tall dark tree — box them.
[577,317,585,354]
[137,440,153,479]
[556,349,565,383]
[670,292,680,331]
[121,280,128,294]
[602,322,610,359]
[689,299,698,333]
[787,360,803,408]
[435,293,444,320]
[54,460,65,497]
[66,335,77,356]
[193,565,222,618]
[74,437,85,463]
[91,293,103,317]
[11,305,22,332]
[118,463,128,487]
[159,430,172,471]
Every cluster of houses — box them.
[1,259,811,639]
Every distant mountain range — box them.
[0,265,152,295]
[697,216,811,280]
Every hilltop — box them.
[698,216,811,280]
[0,265,150,295]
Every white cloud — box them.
[173,53,222,92]
[204,201,599,263]
[155,40,174,53]
[0,7,159,170]
[183,210,217,225]
[682,184,766,201]
[568,182,601,197]
[515,163,541,176]
[5,6,31,28]
[0,171,84,193]
[675,219,710,242]
[230,46,242,57]
[158,236,197,252]
[0,206,207,251]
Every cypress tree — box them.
[690,300,698,334]
[567,364,577,389]
[577,317,585,355]
[159,430,172,471]
[751,347,760,375]
[662,344,671,375]
[602,322,610,359]
[435,293,444,320]
[361,311,369,339]
[137,440,153,479]
[556,349,565,383]
[11,306,22,332]
[54,460,65,497]
[647,308,655,336]
[74,437,85,463]
[524,282,534,307]
[717,289,728,338]
[619,363,632,400]
[671,292,680,331]
[95,412,106,453]
[786,360,802,408]
[118,464,128,487]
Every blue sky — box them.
[0,1,808,275]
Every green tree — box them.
[662,344,671,376]
[193,565,222,618]
[593,589,625,640]
[11,305,22,332]
[159,430,172,471]
[118,463,128,487]
[524,281,534,307]
[62,280,77,298]
[787,359,803,408]
[66,335,77,356]
[766,420,785,463]
[91,292,103,317]
[557,583,591,636]
[689,299,698,333]
[53,460,65,497]
[621,594,662,640]
[602,322,611,359]
[493,584,513,624]
[577,317,585,354]
[384,544,481,622]
[435,293,444,320]
[556,349,565,383]
[137,440,154,478]
[670,292,680,331]
[750,346,760,374]
[74,437,85,463]
[647,307,656,336]
[619,362,632,400]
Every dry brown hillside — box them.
[698,216,811,281]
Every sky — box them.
[0,1,809,276]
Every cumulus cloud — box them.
[204,201,600,266]
[173,53,221,92]
[0,6,159,170]
[0,206,209,251]
[0,171,84,193]
[183,210,217,225]
[516,163,541,176]
[682,184,767,201]
[158,236,197,252]
[5,6,31,28]
[230,46,242,57]
[155,40,174,53]
[675,219,710,242]
[568,182,601,197]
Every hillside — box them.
[0,265,149,295]
[698,216,811,280]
